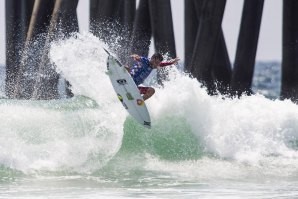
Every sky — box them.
[0,0,282,65]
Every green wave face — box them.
[121,117,204,161]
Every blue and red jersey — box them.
[129,56,172,85]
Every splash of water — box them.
[146,68,298,162]
[2,32,298,179]
[51,33,298,176]
[0,33,126,174]
[101,65,297,180]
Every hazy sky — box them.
[0,0,282,65]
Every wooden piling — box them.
[231,0,264,97]
[149,0,176,57]
[30,0,56,37]
[90,0,135,63]
[211,29,232,94]
[90,0,121,41]
[13,0,41,99]
[13,0,55,99]
[116,0,136,63]
[58,0,79,36]
[281,0,298,101]
[130,0,152,56]
[122,0,136,32]
[149,0,176,85]
[185,0,232,94]
[130,0,152,57]
[5,0,34,98]
[184,0,200,72]
[32,0,64,100]
[190,0,226,94]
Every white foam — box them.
[147,66,298,167]
[0,101,123,173]
[0,33,127,173]
[3,32,298,177]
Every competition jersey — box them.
[130,57,153,86]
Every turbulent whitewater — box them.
[0,33,298,198]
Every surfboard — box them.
[105,49,151,128]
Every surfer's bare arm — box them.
[159,57,180,67]
[124,65,130,72]
[130,54,141,62]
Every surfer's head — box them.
[150,53,163,68]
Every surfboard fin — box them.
[143,121,151,128]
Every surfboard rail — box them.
[105,50,151,128]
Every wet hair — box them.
[151,53,163,62]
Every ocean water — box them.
[0,33,298,198]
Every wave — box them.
[0,33,298,180]
[0,96,123,173]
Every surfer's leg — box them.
[138,87,155,101]
[143,87,155,100]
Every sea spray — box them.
[0,97,122,173]
[147,66,298,163]
[50,33,127,172]
[50,33,116,104]
[50,33,298,179]
[2,32,297,181]
[0,33,126,173]
[102,66,298,182]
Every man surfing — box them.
[126,53,179,100]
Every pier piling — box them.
[281,0,298,102]
[231,0,264,97]
[190,0,227,95]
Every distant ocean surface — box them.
[252,61,281,99]
[0,33,297,198]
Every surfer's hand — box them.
[171,57,180,65]
[130,54,141,61]
[124,65,130,72]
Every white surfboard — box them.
[105,50,151,128]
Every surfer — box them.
[125,53,179,100]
